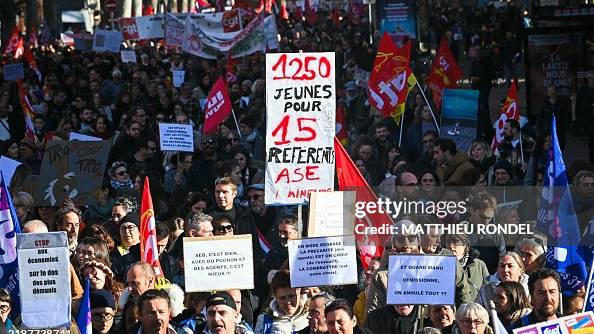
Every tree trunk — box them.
[44,0,58,38]
[0,0,19,46]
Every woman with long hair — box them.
[468,140,495,182]
[495,281,531,332]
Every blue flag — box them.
[536,116,587,295]
[76,278,93,334]
[0,172,20,319]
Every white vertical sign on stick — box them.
[264,52,336,205]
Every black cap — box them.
[90,289,116,309]
[121,212,140,227]
[205,292,236,311]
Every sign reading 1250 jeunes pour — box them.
[265,52,336,205]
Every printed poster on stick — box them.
[386,254,457,305]
[288,235,358,287]
[183,234,254,292]
[17,232,71,328]
[265,52,336,205]
[513,311,594,334]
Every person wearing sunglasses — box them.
[0,289,16,333]
[212,214,235,236]
[109,161,133,189]
[90,289,117,334]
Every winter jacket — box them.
[254,296,309,334]
[435,151,475,185]
[460,248,490,302]
[475,273,529,310]
[365,305,420,334]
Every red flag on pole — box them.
[140,177,163,276]
[203,77,232,135]
[3,27,21,56]
[334,137,392,269]
[368,33,412,118]
[16,80,37,142]
[491,79,519,150]
[13,37,24,60]
[427,36,463,109]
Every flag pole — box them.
[398,109,405,147]
[582,255,594,312]
[231,108,242,139]
[415,80,440,134]
[519,130,525,165]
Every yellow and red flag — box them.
[368,33,414,121]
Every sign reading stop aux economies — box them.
[265,52,336,205]
[17,232,71,328]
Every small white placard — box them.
[158,123,194,152]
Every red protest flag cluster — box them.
[203,77,233,134]
[427,36,464,110]
[368,33,414,120]
[492,79,519,150]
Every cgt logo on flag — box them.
[222,10,241,33]
[203,77,232,134]
[541,324,562,334]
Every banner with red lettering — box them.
[265,52,336,205]
[427,36,463,109]
[368,33,412,118]
[492,79,519,150]
[203,77,232,134]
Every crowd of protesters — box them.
[1,1,594,334]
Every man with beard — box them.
[247,183,281,249]
[374,123,393,153]
[499,119,534,183]
[111,120,142,163]
[56,205,82,257]
[512,269,561,329]
[414,131,437,172]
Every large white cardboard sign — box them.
[308,191,356,237]
[265,52,336,205]
[183,234,254,291]
[17,232,71,328]
[288,235,357,287]
[386,254,457,305]
[158,123,194,152]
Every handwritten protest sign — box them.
[172,70,185,88]
[288,235,357,287]
[308,191,355,237]
[513,311,594,334]
[158,123,194,152]
[93,29,123,53]
[183,234,254,291]
[35,140,111,206]
[265,52,336,205]
[3,63,24,81]
[17,232,71,328]
[386,254,456,305]
[120,50,137,63]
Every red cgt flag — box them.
[368,33,412,118]
[427,36,463,109]
[203,77,232,135]
[334,137,392,269]
[140,177,163,277]
[335,104,348,145]
[16,80,38,142]
[491,79,519,150]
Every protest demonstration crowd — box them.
[1,0,594,334]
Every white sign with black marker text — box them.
[387,254,456,305]
[158,123,194,152]
[183,234,254,291]
[17,232,71,328]
[288,235,357,287]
